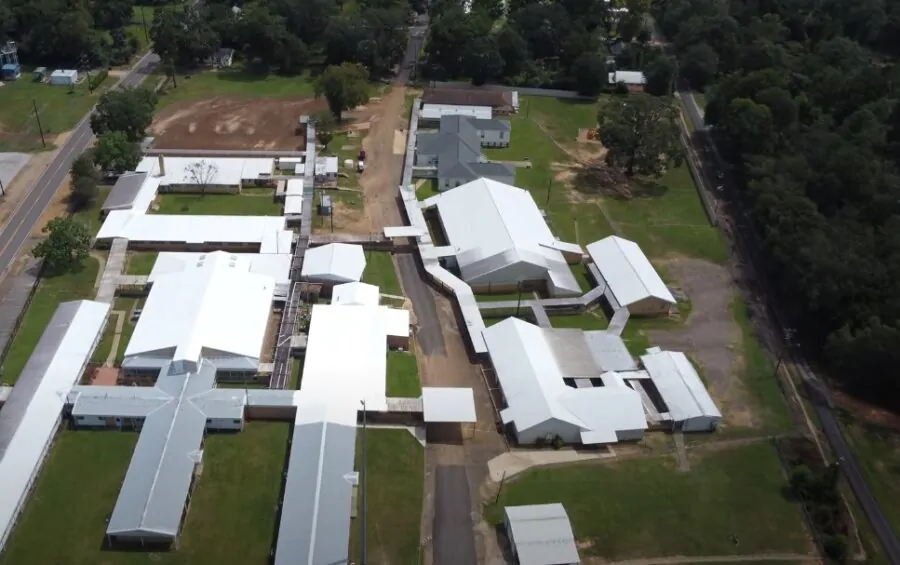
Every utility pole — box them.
[545,178,552,207]
[515,281,522,317]
[360,399,368,565]
[140,6,150,43]
[32,100,46,148]
[0,175,5,196]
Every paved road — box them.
[433,465,478,565]
[679,90,900,564]
[0,52,160,281]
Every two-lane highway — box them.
[0,52,160,280]
[679,89,900,564]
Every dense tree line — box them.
[421,0,667,93]
[0,0,413,79]
[657,0,900,403]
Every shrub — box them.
[89,70,109,91]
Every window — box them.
[499,131,505,139]
[233,419,241,424]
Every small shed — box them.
[504,504,580,565]
[212,48,235,68]
[33,67,48,82]
[50,69,78,86]
[1,63,21,80]
[300,243,366,288]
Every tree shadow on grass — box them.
[572,165,669,200]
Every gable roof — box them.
[418,116,515,184]
[504,503,580,565]
[301,243,366,283]
[586,236,675,306]
[640,350,721,421]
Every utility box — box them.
[318,195,333,216]
[50,69,78,86]
[1,63,20,80]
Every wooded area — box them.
[656,0,900,405]
[0,0,412,77]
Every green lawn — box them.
[415,178,441,200]
[350,429,425,565]
[289,357,304,389]
[0,256,99,385]
[155,193,281,215]
[91,315,116,366]
[386,350,421,397]
[157,68,317,109]
[0,423,290,565]
[114,297,141,364]
[362,251,402,296]
[732,298,793,432]
[125,251,158,275]
[0,70,111,151]
[484,442,809,560]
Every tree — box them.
[316,63,370,120]
[314,111,336,147]
[464,37,504,86]
[91,88,159,142]
[184,160,220,195]
[596,94,683,176]
[94,132,140,174]
[32,217,92,275]
[150,6,219,68]
[644,55,677,96]
[680,43,719,89]
[571,52,607,96]
[69,154,100,211]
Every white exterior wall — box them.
[515,418,583,445]
[679,415,719,433]
[478,129,509,147]
[73,415,108,428]
[206,418,243,431]
[616,427,645,442]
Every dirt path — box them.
[593,553,818,565]
[358,85,407,231]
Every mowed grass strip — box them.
[1,424,290,565]
[840,416,900,537]
[362,251,402,296]
[386,350,421,397]
[484,442,809,560]
[125,251,159,275]
[156,69,316,109]
[0,256,99,384]
[350,429,425,565]
[155,193,282,216]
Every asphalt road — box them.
[0,52,160,281]
[433,465,478,565]
[679,90,900,564]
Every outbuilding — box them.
[586,236,676,316]
[300,243,366,288]
[639,348,721,432]
[504,503,580,565]
[49,69,78,86]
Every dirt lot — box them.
[150,96,330,151]
[644,258,754,427]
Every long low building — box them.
[0,300,110,551]
[136,156,276,192]
[97,212,293,253]
[482,318,647,445]
[423,178,583,297]
[586,236,675,315]
[639,349,721,431]
[148,251,292,287]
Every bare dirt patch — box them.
[392,129,408,155]
[32,176,71,237]
[0,132,71,229]
[646,257,756,428]
[834,391,900,432]
[150,96,329,150]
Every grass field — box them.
[840,416,900,537]
[0,256,99,384]
[484,442,809,560]
[156,68,316,109]
[0,423,290,565]
[0,71,111,151]
[113,297,141,364]
[362,251,402,296]
[155,193,282,215]
[125,251,159,275]
[386,350,421,397]
[350,429,425,564]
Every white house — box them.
[482,318,647,445]
[300,243,366,287]
[586,236,676,315]
[423,178,583,296]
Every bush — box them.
[823,534,848,563]
[552,435,565,450]
[89,70,109,91]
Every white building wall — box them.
[206,418,243,431]
[515,418,582,445]
[679,415,719,432]
[615,427,645,442]
[73,415,107,428]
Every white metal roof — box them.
[124,251,276,370]
[331,282,380,306]
[301,243,366,284]
[482,318,646,443]
[609,70,646,85]
[640,350,721,422]
[0,300,110,551]
[284,195,303,216]
[135,156,274,187]
[420,103,493,120]
[285,179,304,196]
[97,211,289,248]
[300,303,409,412]
[315,156,338,174]
[425,178,582,295]
[422,387,477,423]
[148,251,292,285]
[504,503,580,565]
[586,236,675,307]
[384,226,425,238]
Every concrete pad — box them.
[0,153,30,190]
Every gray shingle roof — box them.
[102,172,149,211]
[418,115,514,184]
